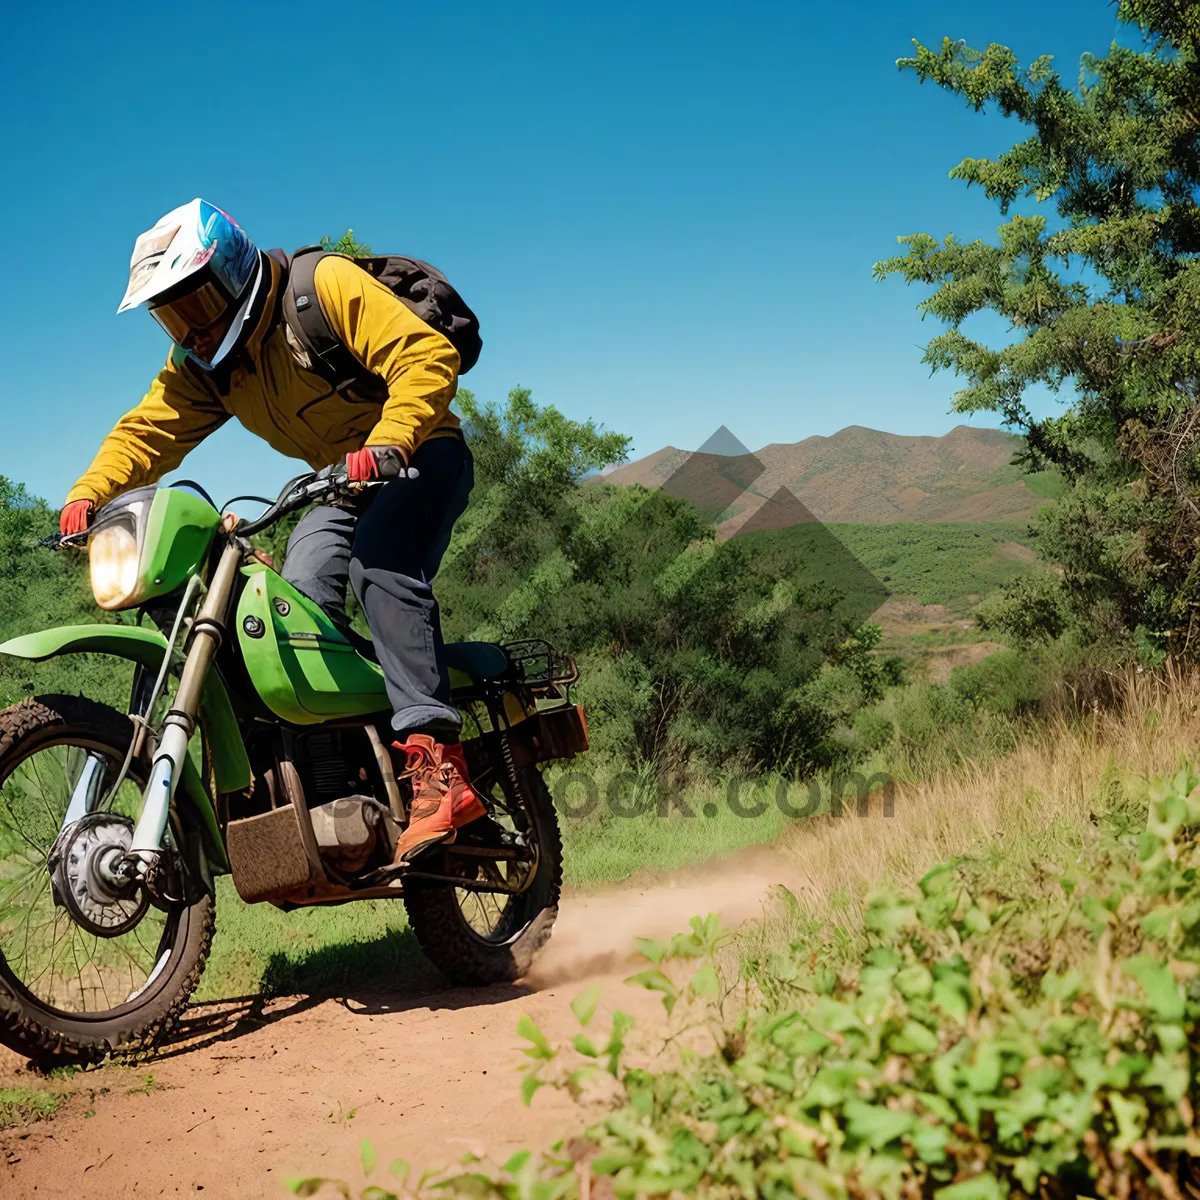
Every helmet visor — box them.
[148,279,235,360]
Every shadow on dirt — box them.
[150,925,533,1062]
[259,924,432,997]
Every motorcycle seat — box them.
[345,629,509,682]
[443,641,510,681]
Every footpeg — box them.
[453,815,520,852]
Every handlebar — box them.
[236,461,423,536]
[234,468,343,536]
[41,461,415,550]
[39,474,340,551]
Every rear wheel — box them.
[403,764,561,985]
[0,695,214,1063]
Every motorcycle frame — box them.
[0,504,584,904]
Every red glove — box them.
[345,448,380,482]
[60,499,93,536]
[345,446,410,482]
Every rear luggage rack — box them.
[501,639,579,692]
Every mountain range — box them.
[601,424,1052,535]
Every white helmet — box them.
[118,199,264,369]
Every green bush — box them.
[948,649,1047,716]
[0,477,129,711]
[527,765,1200,1199]
[975,573,1070,649]
[849,706,894,755]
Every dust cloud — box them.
[525,849,790,986]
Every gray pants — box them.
[282,436,474,737]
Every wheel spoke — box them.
[0,735,176,1017]
[450,776,533,942]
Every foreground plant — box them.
[289,763,1200,1198]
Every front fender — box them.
[1,625,173,672]
[0,624,252,796]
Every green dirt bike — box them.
[0,469,586,1062]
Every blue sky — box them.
[1,0,1122,508]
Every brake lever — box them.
[309,471,390,505]
[42,531,87,551]
[271,467,398,521]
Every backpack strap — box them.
[283,247,384,397]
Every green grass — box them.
[1022,469,1067,499]
[562,795,791,887]
[198,883,425,1001]
[550,761,819,887]
[906,627,985,649]
[739,520,1039,610]
[0,1085,64,1129]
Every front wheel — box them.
[403,765,561,985]
[0,695,214,1063]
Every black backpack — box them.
[282,246,482,398]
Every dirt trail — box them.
[0,854,783,1199]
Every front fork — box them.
[64,751,107,826]
[122,539,244,877]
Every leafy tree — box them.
[319,230,371,255]
[877,1,1200,659]
[457,387,630,505]
[438,386,631,586]
[438,391,889,773]
[0,479,128,709]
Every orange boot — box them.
[392,734,487,864]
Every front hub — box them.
[51,813,149,937]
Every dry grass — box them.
[763,666,1200,943]
[197,670,1200,999]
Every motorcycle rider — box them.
[60,199,484,863]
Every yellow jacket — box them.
[67,254,462,508]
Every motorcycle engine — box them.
[309,795,392,872]
[236,728,400,873]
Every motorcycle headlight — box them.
[86,486,156,611]
[89,520,140,610]
[85,484,219,612]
